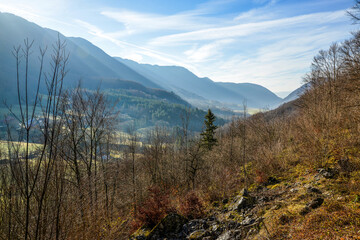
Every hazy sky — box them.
[0,0,356,95]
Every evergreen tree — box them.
[200,109,218,150]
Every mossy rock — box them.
[188,230,207,239]
[129,227,151,240]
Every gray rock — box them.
[314,174,322,181]
[307,187,322,194]
[240,216,256,226]
[257,196,269,203]
[318,168,335,179]
[216,231,232,240]
[235,197,248,211]
[300,197,324,215]
[307,197,324,209]
[227,221,238,229]
[216,230,243,240]
[183,219,208,235]
[232,190,255,212]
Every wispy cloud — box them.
[201,24,351,91]
[184,39,234,62]
[150,10,347,45]
[101,10,210,33]
[74,19,198,71]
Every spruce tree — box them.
[200,109,218,150]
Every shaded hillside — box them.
[0,12,162,105]
[95,79,188,106]
[107,93,208,131]
[282,83,309,103]
[102,83,217,130]
[116,58,281,109]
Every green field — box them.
[0,140,43,159]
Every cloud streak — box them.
[150,10,347,45]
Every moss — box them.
[226,211,244,222]
[131,227,152,239]
[269,183,281,190]
[188,230,206,239]
[248,183,258,192]
[222,202,230,210]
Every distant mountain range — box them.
[0,12,305,128]
[116,58,282,109]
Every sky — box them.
[0,0,357,96]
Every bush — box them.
[135,186,173,228]
[180,191,205,219]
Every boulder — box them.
[147,212,188,239]
[232,189,255,212]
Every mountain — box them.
[0,12,163,105]
[116,58,242,102]
[216,82,282,108]
[283,83,309,103]
[116,58,282,109]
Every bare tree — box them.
[4,36,68,240]
[126,123,139,214]
[348,0,360,23]
[240,102,248,189]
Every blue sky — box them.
[0,0,356,96]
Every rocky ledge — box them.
[130,172,331,240]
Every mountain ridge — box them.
[116,57,282,109]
